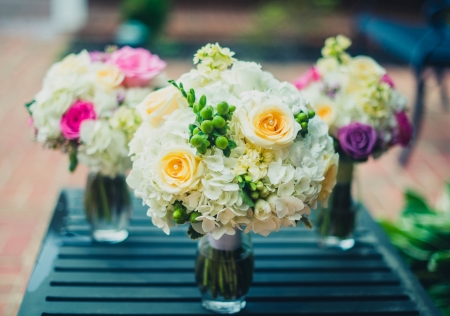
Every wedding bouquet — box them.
[26,46,167,240]
[293,35,412,161]
[26,46,167,176]
[127,43,338,240]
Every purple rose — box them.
[338,123,377,160]
[394,111,413,146]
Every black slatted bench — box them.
[18,189,441,315]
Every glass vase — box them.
[316,157,358,250]
[84,172,131,243]
[195,230,254,314]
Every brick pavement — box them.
[0,38,449,315]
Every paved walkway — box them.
[0,37,449,315]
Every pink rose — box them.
[380,74,395,88]
[394,111,413,147]
[292,66,321,90]
[60,100,97,140]
[108,46,166,87]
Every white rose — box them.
[137,85,189,128]
[236,101,300,149]
[227,61,263,94]
[92,63,124,89]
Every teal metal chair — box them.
[357,0,450,165]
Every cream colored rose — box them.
[314,100,337,127]
[93,64,124,88]
[137,85,189,128]
[318,153,339,208]
[349,56,385,82]
[155,145,204,194]
[237,102,300,149]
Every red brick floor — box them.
[0,38,449,315]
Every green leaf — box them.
[240,190,255,207]
[189,124,196,132]
[69,151,78,173]
[300,216,314,229]
[25,100,34,114]
[187,224,204,240]
[428,250,450,273]
[228,140,237,149]
[223,147,231,157]
[212,130,222,137]
[403,190,431,215]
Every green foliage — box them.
[69,151,78,173]
[187,224,204,240]
[121,0,171,37]
[379,183,450,312]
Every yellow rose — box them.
[237,102,300,149]
[137,85,189,128]
[314,100,336,127]
[349,56,385,82]
[318,153,339,208]
[94,64,124,88]
[155,145,204,194]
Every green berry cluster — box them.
[168,79,237,157]
[295,109,316,137]
[237,174,271,207]
[172,201,201,225]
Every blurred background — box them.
[0,0,449,315]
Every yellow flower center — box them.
[316,104,333,121]
[162,155,191,185]
[254,108,289,139]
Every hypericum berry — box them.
[308,110,316,118]
[189,211,201,223]
[212,116,226,129]
[193,127,200,135]
[216,127,227,135]
[217,101,229,115]
[229,105,236,113]
[201,120,214,134]
[301,122,308,130]
[215,136,228,150]
[173,209,183,220]
[190,135,204,148]
[297,112,308,122]
[197,143,207,154]
[200,106,213,120]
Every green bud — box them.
[260,187,270,198]
[237,176,243,183]
[250,191,260,199]
[201,120,214,134]
[215,136,228,150]
[193,103,201,113]
[190,88,196,101]
[229,105,236,113]
[212,116,226,129]
[204,140,210,147]
[199,95,207,107]
[301,122,308,130]
[295,117,302,124]
[249,182,257,191]
[187,93,194,105]
[308,110,316,118]
[200,106,213,119]
[256,181,264,191]
[217,101,229,115]
[173,209,183,220]
[174,218,186,225]
[297,112,308,122]
[197,144,207,154]
[190,135,204,148]
[193,127,200,135]
[189,211,201,223]
[244,175,253,182]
